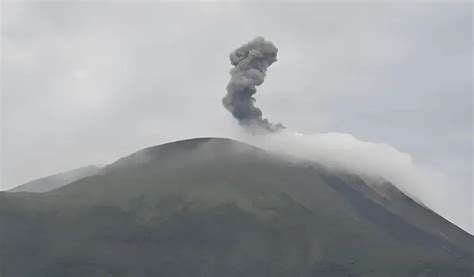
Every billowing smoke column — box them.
[223,37,284,132]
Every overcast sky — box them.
[1,2,472,231]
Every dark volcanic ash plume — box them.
[222,37,284,132]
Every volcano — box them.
[1,138,472,276]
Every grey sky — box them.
[1,2,472,232]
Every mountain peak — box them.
[105,137,265,172]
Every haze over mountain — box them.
[1,138,472,276]
[2,4,471,277]
[3,3,472,234]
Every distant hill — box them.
[0,138,472,276]
[8,165,101,193]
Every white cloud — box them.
[239,130,472,234]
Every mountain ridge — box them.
[8,165,101,193]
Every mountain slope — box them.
[0,138,472,277]
[8,165,101,193]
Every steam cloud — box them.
[238,130,471,232]
[223,37,284,132]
